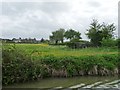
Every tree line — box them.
[49,19,118,47]
[1,19,119,47]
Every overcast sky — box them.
[1,0,119,40]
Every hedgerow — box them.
[2,44,118,85]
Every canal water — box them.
[3,76,119,89]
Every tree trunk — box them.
[61,39,64,43]
[55,40,58,44]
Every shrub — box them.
[101,38,117,47]
[66,41,93,49]
[2,44,35,85]
[38,54,118,76]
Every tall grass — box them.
[15,44,118,60]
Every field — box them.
[15,43,118,59]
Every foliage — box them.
[49,28,65,44]
[39,54,118,76]
[101,38,117,47]
[64,29,82,41]
[2,44,34,85]
[2,44,118,85]
[49,28,82,45]
[86,19,116,47]
[116,38,120,48]
[86,19,102,46]
[101,23,116,39]
[66,41,93,49]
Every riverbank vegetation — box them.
[2,44,119,85]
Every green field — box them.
[15,43,118,59]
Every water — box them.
[3,76,119,89]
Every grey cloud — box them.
[38,2,70,14]
[2,2,29,16]
[1,2,71,39]
[1,1,118,40]
[87,1,101,8]
[2,2,70,16]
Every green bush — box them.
[2,44,35,85]
[116,38,120,48]
[101,38,117,47]
[39,54,118,76]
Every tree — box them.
[49,28,65,44]
[86,19,102,46]
[64,29,82,41]
[40,38,45,43]
[101,23,116,39]
[86,19,116,47]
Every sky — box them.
[0,0,119,40]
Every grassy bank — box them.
[2,43,119,85]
